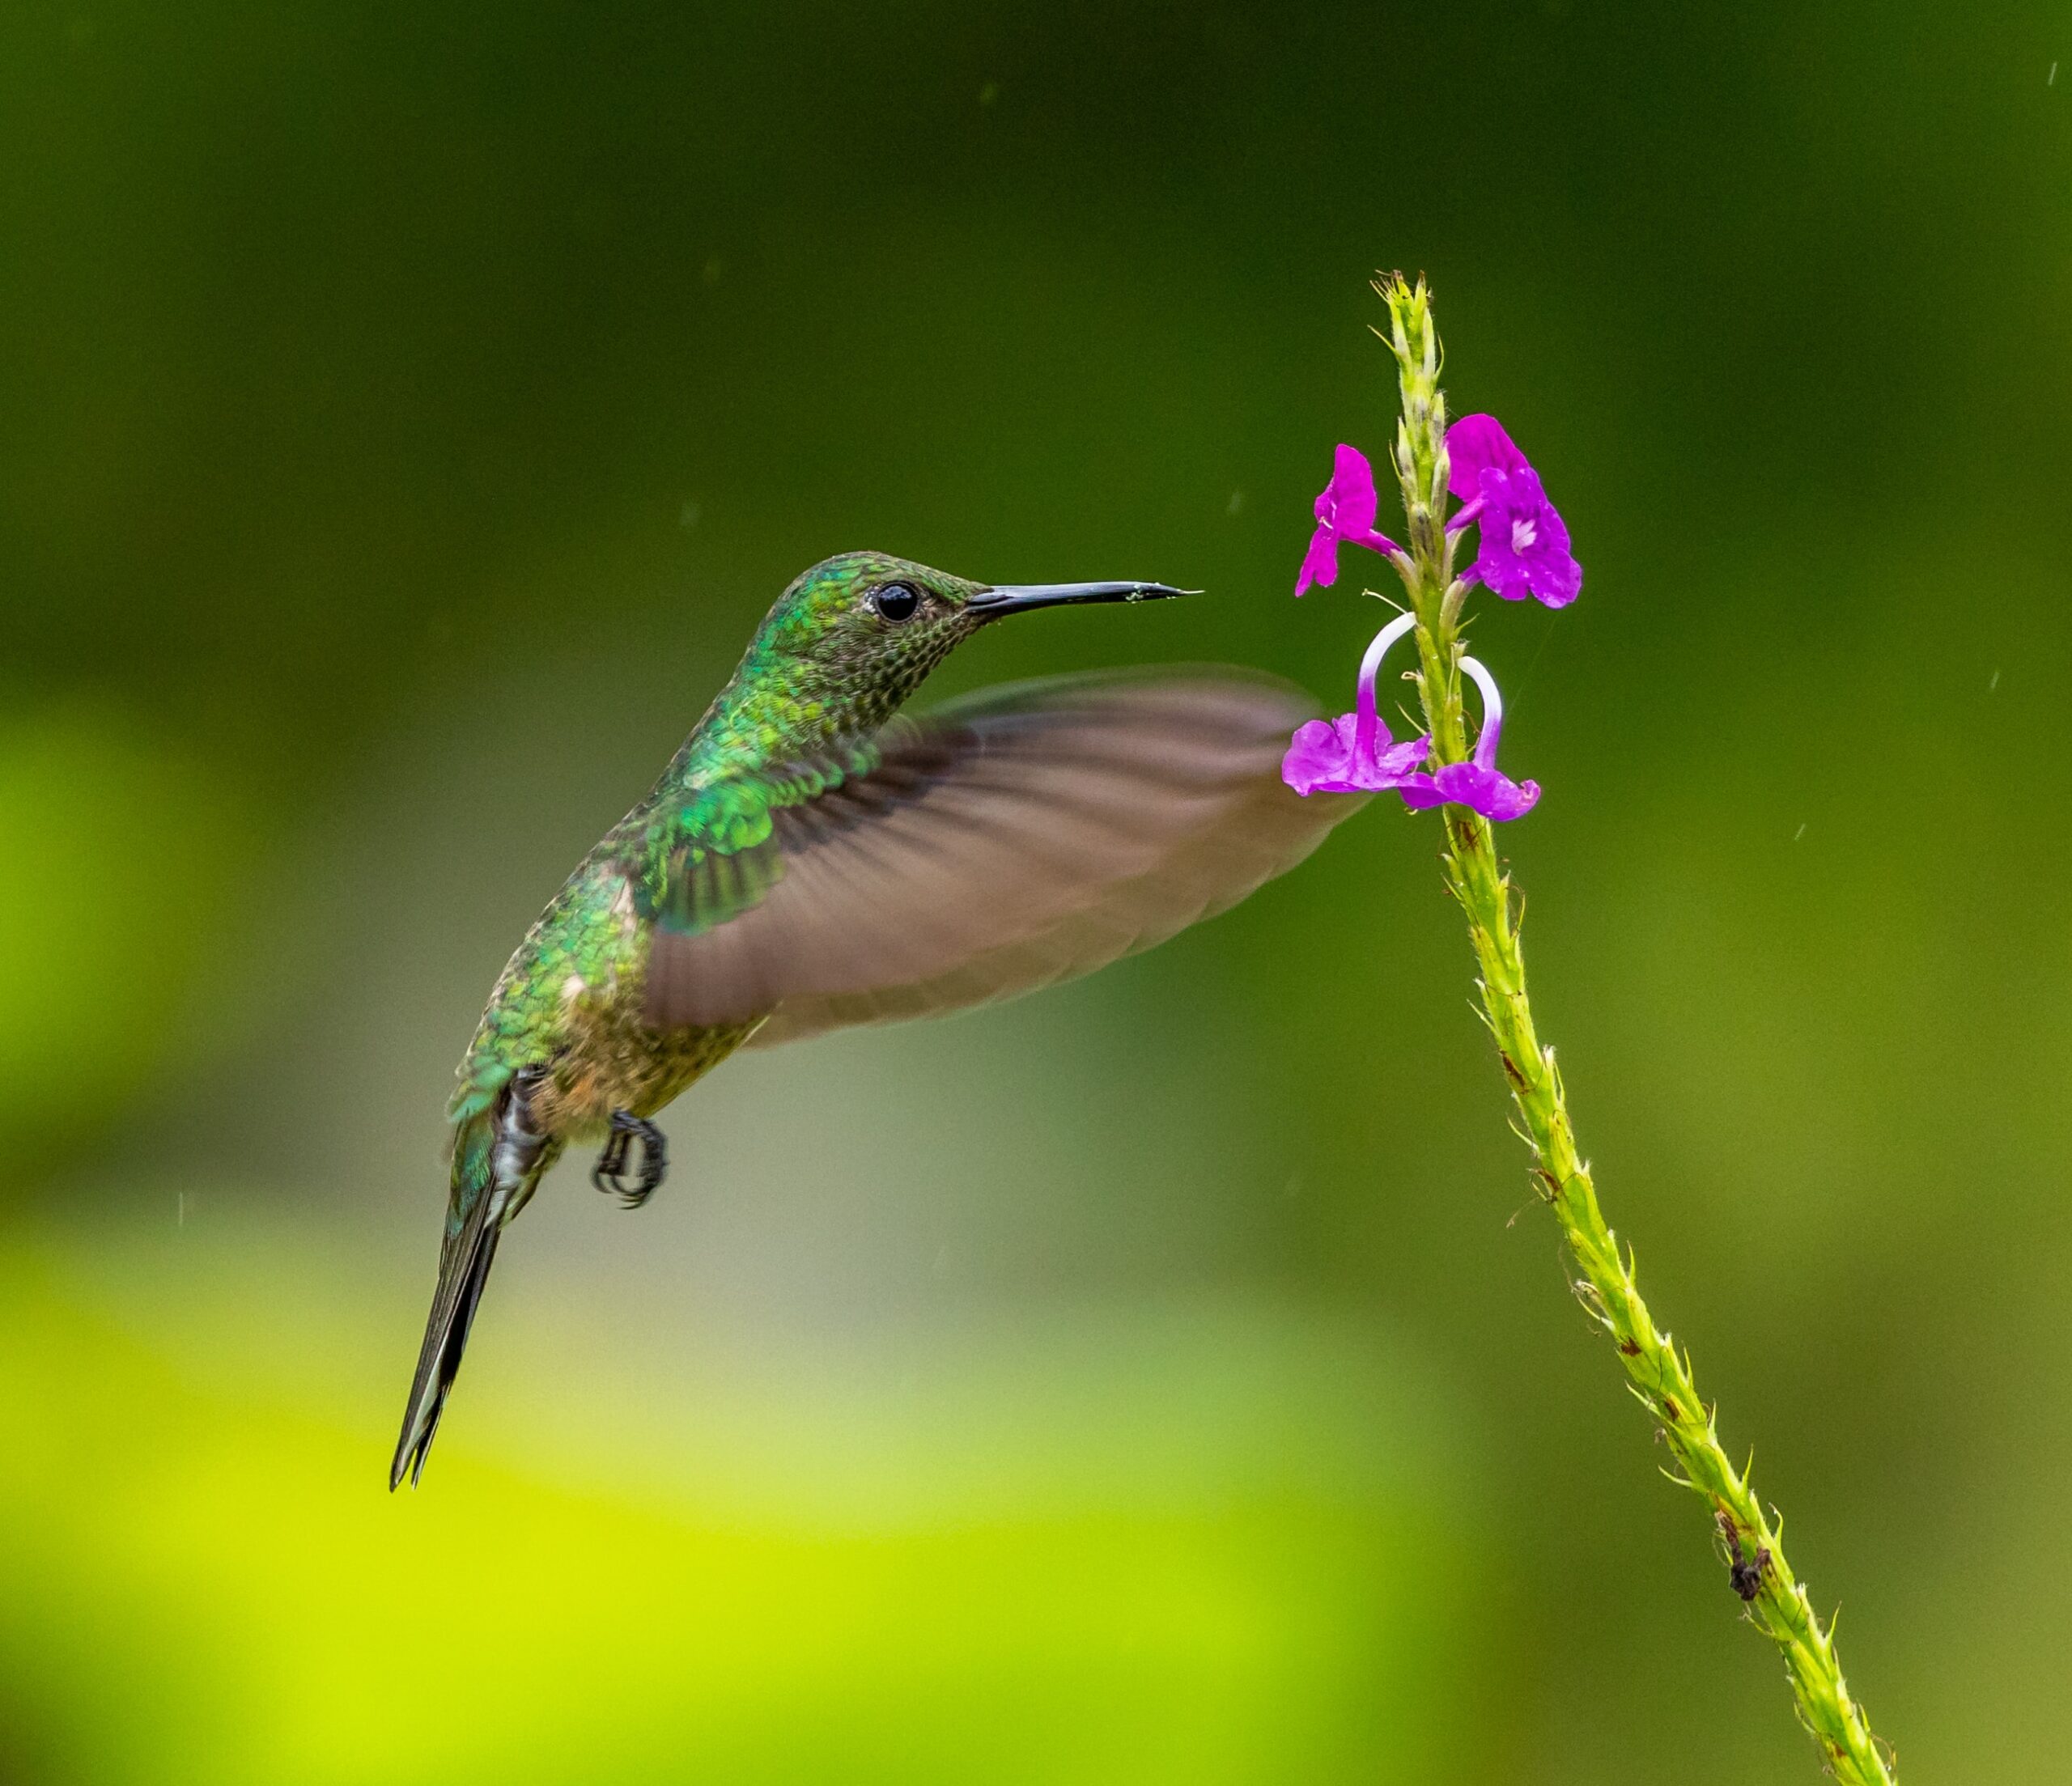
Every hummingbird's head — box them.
[749,549,1195,724]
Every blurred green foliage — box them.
[1,2,2068,1780]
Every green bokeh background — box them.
[2,3,2067,1780]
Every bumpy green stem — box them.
[1374,274,1893,1784]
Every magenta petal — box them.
[1493,779,1543,820]
[1433,761,1541,821]
[1474,551,1535,604]
[1298,445,1404,588]
[1531,553,1581,609]
[1397,773,1446,810]
[1524,506,1582,607]
[1373,734,1431,782]
[1321,443,1380,537]
[1281,718,1354,794]
[1293,523,1340,597]
[1445,414,1530,503]
[1281,715,1430,796]
[1467,465,1582,609]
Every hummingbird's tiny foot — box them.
[592,1125,631,1192]
[592,1111,666,1208]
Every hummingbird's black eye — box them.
[871,583,921,625]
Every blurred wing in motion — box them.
[639,669,1367,1047]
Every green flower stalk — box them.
[1291,274,1895,1783]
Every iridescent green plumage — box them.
[393,551,1364,1487]
[441,554,960,1177]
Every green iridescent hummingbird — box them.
[392,550,1365,1487]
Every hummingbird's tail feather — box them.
[391,1174,505,1489]
[391,1094,550,1491]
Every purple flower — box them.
[1445,414,1581,609]
[1399,655,1541,821]
[1282,613,1431,795]
[1296,444,1404,597]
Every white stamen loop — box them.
[1459,653,1506,766]
[1353,612,1420,758]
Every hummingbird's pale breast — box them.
[460,856,751,1147]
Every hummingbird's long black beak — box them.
[966,579,1199,618]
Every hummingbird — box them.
[391,550,1364,1487]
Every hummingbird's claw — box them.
[592,1111,667,1208]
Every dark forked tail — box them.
[390,1080,551,1489]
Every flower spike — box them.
[1281,612,1431,795]
[1296,444,1404,597]
[1399,654,1541,821]
[1444,414,1582,609]
[1273,279,1892,1780]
